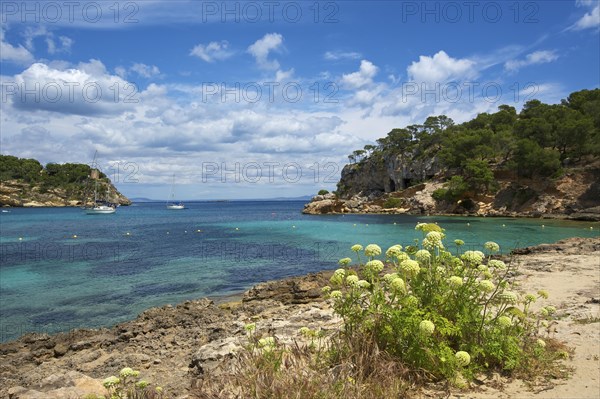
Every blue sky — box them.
[1,0,599,199]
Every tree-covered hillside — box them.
[0,155,130,206]
[341,88,600,201]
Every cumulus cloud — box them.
[341,60,378,89]
[324,51,362,61]
[190,40,233,62]
[7,60,138,116]
[0,29,34,65]
[504,50,559,71]
[247,33,284,70]
[407,51,476,83]
[571,4,600,30]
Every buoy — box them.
[72,235,77,239]
[197,229,201,233]
[590,227,594,230]
[353,224,356,227]
[167,232,170,234]
[366,224,369,227]
[184,230,187,233]
[18,237,23,241]
[502,224,506,227]
[235,227,239,231]
[292,225,296,229]
[541,225,545,228]
[467,223,470,226]
[126,232,130,236]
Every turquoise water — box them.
[1,201,598,342]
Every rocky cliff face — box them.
[0,179,131,207]
[306,158,600,221]
[337,152,440,199]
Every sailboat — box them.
[85,180,116,214]
[166,175,185,210]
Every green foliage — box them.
[318,189,330,195]
[0,155,109,199]
[342,89,599,195]
[383,197,403,209]
[432,176,469,202]
[325,224,563,384]
[0,155,43,182]
[511,139,562,178]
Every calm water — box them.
[1,201,598,342]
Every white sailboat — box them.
[166,175,185,210]
[84,179,116,215]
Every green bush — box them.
[318,189,330,195]
[325,223,564,385]
[383,197,403,209]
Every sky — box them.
[1,0,599,200]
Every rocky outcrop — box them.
[337,152,440,199]
[307,158,600,220]
[0,271,337,399]
[0,179,131,207]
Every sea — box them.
[1,201,598,343]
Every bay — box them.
[1,201,598,342]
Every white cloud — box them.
[0,29,34,65]
[247,33,284,70]
[407,51,476,83]
[131,63,161,78]
[7,60,138,116]
[341,60,378,89]
[504,50,559,71]
[275,68,294,82]
[571,5,600,30]
[190,40,233,62]
[324,51,362,61]
[46,35,74,54]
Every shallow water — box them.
[1,201,598,342]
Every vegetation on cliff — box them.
[340,89,600,203]
[0,154,130,206]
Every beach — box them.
[1,237,599,398]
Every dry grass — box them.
[192,333,423,399]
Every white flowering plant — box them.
[84,367,164,399]
[326,223,563,385]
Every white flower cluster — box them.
[423,231,445,249]
[365,244,382,257]
[415,249,431,263]
[419,320,435,336]
[366,260,384,274]
[461,250,484,265]
[400,259,420,276]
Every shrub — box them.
[326,223,564,385]
[318,189,330,195]
[383,197,403,209]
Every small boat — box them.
[84,180,116,215]
[166,174,185,210]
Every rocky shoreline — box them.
[0,180,131,208]
[302,189,600,221]
[1,238,599,399]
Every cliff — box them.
[304,156,600,220]
[305,88,600,219]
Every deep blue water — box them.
[1,201,598,342]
